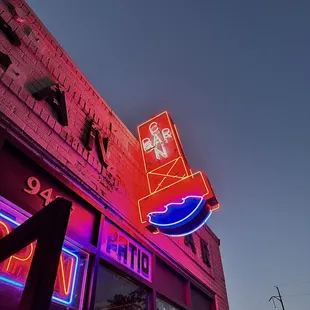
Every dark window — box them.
[200,239,211,267]
[94,264,148,310]
[184,234,196,254]
[191,286,213,310]
[156,297,180,310]
[154,258,186,305]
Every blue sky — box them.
[27,1,310,309]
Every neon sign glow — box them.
[102,220,152,282]
[148,195,205,227]
[137,111,220,237]
[142,121,173,160]
[0,211,79,306]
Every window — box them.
[94,264,148,310]
[156,297,179,310]
[200,239,211,267]
[154,258,186,305]
[191,286,213,310]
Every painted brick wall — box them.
[0,0,229,308]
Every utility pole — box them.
[269,286,285,310]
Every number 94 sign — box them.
[23,176,63,207]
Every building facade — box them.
[0,1,229,309]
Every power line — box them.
[276,280,310,287]
[282,293,310,297]
[269,286,285,310]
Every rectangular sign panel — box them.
[137,111,191,193]
[138,111,186,172]
[101,220,152,283]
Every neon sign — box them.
[0,210,79,307]
[142,121,173,160]
[101,220,152,282]
[137,111,219,237]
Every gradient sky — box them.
[27,1,310,309]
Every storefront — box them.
[0,128,220,310]
[0,1,229,309]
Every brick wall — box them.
[0,0,229,308]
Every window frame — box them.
[93,258,151,310]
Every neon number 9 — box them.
[23,177,41,194]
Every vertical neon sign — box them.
[137,111,220,236]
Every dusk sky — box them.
[27,1,310,309]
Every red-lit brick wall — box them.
[0,1,229,309]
